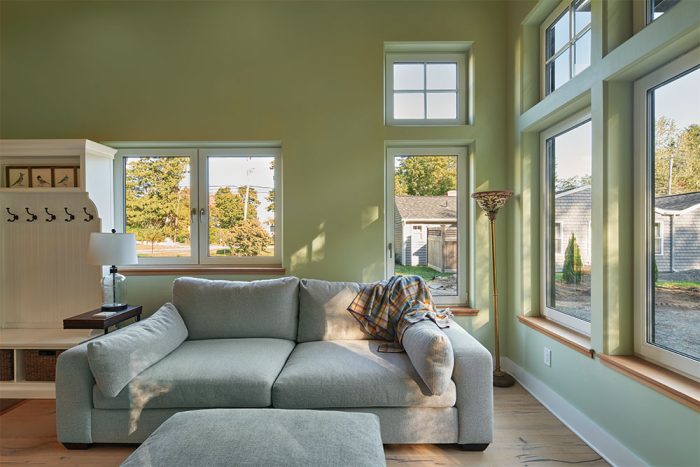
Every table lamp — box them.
[472,189,514,387]
[86,229,138,311]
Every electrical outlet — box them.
[544,347,552,367]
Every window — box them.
[647,0,680,23]
[541,113,592,334]
[114,146,281,266]
[542,0,591,96]
[385,53,466,125]
[386,147,469,305]
[412,225,424,240]
[654,222,663,255]
[555,222,563,254]
[634,48,700,378]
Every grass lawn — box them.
[395,264,452,281]
[656,281,700,289]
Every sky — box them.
[654,66,700,130]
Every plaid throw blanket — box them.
[347,275,452,352]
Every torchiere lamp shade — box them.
[86,232,138,266]
[471,190,513,221]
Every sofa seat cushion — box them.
[94,338,295,410]
[272,340,456,409]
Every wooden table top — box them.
[63,305,142,330]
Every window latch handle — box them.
[199,208,206,223]
[387,242,393,259]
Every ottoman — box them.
[121,409,386,467]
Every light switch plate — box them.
[544,347,552,367]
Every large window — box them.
[386,147,469,305]
[542,113,592,334]
[541,0,591,96]
[385,53,466,125]
[114,146,281,266]
[634,48,700,378]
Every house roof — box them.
[395,196,456,221]
[655,191,700,214]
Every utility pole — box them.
[243,159,254,221]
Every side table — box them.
[63,305,143,334]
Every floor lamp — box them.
[472,190,515,388]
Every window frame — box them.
[114,145,282,267]
[654,221,663,255]
[554,221,563,255]
[385,53,467,126]
[633,47,700,380]
[540,0,592,97]
[540,109,593,335]
[385,146,470,306]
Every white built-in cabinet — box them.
[0,140,116,398]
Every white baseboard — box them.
[502,357,647,467]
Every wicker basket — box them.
[25,350,63,381]
[0,350,13,381]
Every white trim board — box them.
[501,358,648,467]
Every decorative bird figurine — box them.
[36,175,51,186]
[56,175,70,187]
[10,172,25,187]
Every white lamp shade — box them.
[86,232,138,266]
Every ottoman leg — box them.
[63,443,91,450]
[459,443,489,452]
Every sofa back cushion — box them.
[172,276,299,340]
[297,279,372,342]
[87,302,188,398]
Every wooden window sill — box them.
[449,306,479,316]
[518,315,594,358]
[120,266,286,276]
[598,354,700,412]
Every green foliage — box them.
[125,157,190,246]
[266,159,275,213]
[556,175,591,193]
[219,219,272,256]
[395,264,452,281]
[395,156,457,196]
[653,259,658,284]
[654,118,700,196]
[562,233,583,284]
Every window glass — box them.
[546,120,593,325]
[552,11,570,54]
[124,156,191,258]
[649,0,680,22]
[574,30,591,75]
[427,93,457,119]
[393,155,459,299]
[649,65,700,361]
[207,156,275,258]
[394,93,425,120]
[574,0,591,34]
[394,64,424,90]
[426,64,457,90]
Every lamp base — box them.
[493,370,515,387]
[101,303,128,312]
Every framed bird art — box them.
[3,165,79,188]
[5,167,29,188]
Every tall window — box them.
[385,53,466,125]
[634,48,699,378]
[542,114,592,334]
[386,147,469,305]
[542,0,591,96]
[114,146,281,266]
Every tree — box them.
[555,174,591,193]
[125,157,190,247]
[266,159,275,213]
[395,156,457,196]
[562,233,583,285]
[654,119,700,196]
[220,219,272,256]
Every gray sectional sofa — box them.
[56,277,493,450]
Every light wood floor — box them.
[0,383,608,466]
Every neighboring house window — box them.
[114,145,281,266]
[634,48,699,378]
[554,222,563,254]
[542,0,591,96]
[385,52,467,125]
[542,112,592,335]
[386,146,469,306]
[654,222,663,255]
[647,0,680,23]
[412,225,423,240]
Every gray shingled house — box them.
[555,187,700,273]
[394,193,456,268]
[655,191,700,272]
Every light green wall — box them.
[506,1,700,466]
[0,0,511,345]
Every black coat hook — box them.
[83,207,94,222]
[64,207,75,222]
[25,208,37,222]
[6,208,18,222]
[45,208,56,222]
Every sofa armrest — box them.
[56,341,95,444]
[443,321,493,444]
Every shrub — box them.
[562,233,583,284]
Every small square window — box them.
[385,52,466,125]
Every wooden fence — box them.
[427,226,457,273]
